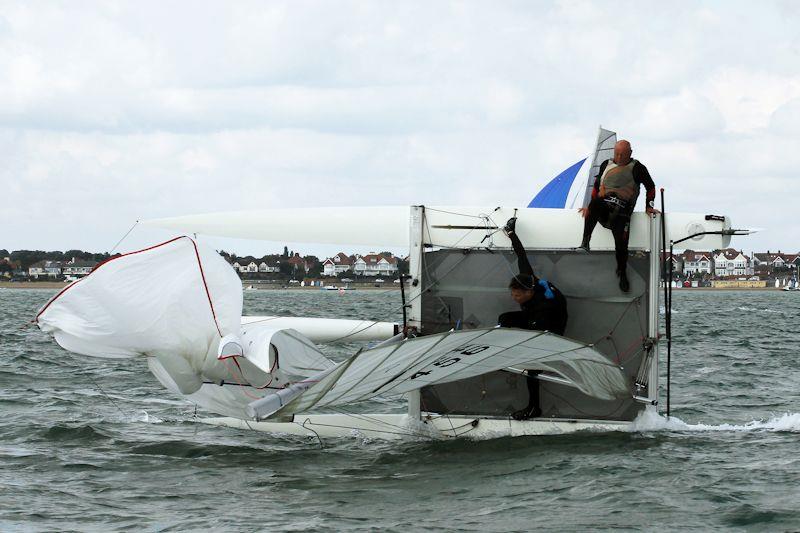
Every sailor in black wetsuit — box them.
[578,140,658,292]
[498,217,568,420]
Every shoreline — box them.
[0,280,787,291]
[0,281,400,291]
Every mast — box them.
[406,205,425,420]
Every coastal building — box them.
[28,260,63,279]
[353,253,399,277]
[752,251,794,275]
[322,253,353,276]
[713,249,752,277]
[662,252,684,275]
[62,258,97,277]
[682,251,713,275]
[258,261,280,273]
[287,253,311,273]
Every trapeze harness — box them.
[597,159,640,227]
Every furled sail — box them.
[247,327,631,420]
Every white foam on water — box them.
[127,410,164,424]
[735,306,782,314]
[629,406,800,433]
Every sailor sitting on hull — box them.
[498,217,568,420]
[578,139,658,292]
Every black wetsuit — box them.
[498,230,568,334]
[498,229,568,419]
[581,159,656,275]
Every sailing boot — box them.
[512,404,542,420]
[577,237,590,253]
[617,268,630,292]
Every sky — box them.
[2,0,800,258]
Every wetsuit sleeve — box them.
[592,160,608,199]
[634,162,656,204]
[508,230,534,277]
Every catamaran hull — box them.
[198,414,631,440]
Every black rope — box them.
[109,220,139,254]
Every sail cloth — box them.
[248,327,631,421]
[36,236,243,364]
[528,158,587,209]
[576,127,617,208]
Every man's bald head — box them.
[613,140,632,165]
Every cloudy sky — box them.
[2,1,799,257]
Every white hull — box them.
[199,413,631,440]
[241,315,397,343]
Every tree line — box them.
[0,249,113,270]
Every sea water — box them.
[1,288,799,531]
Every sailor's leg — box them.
[581,197,606,249]
[612,219,631,292]
[512,371,542,420]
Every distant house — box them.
[287,253,310,273]
[29,260,63,279]
[752,251,793,274]
[62,257,97,278]
[713,249,752,277]
[353,253,399,277]
[662,252,684,275]
[682,251,713,275]
[322,253,353,276]
[258,261,280,273]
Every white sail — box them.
[36,237,243,361]
[247,327,630,420]
[576,127,617,208]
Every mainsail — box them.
[575,127,617,208]
[247,327,631,420]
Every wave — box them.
[630,407,800,433]
[734,306,782,314]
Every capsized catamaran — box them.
[37,206,743,439]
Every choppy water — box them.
[2,288,800,531]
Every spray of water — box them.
[629,406,800,433]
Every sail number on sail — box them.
[410,344,491,378]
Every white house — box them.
[322,253,353,276]
[713,249,752,277]
[62,258,96,277]
[29,260,63,279]
[258,261,280,273]
[353,253,399,277]
[682,251,713,275]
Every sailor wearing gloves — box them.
[498,217,568,420]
